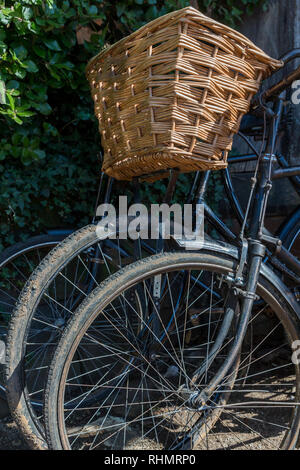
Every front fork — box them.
[190,152,275,407]
[190,240,265,407]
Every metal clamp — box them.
[260,232,282,254]
[233,287,260,301]
[235,239,248,285]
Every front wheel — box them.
[44,251,300,450]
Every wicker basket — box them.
[86,7,282,181]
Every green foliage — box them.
[0,0,268,249]
[198,0,269,27]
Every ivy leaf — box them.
[62,1,70,11]
[0,40,7,54]
[43,39,62,51]
[87,5,98,15]
[33,44,46,58]
[12,134,22,145]
[43,122,59,136]
[231,7,243,16]
[28,21,39,34]
[9,88,20,97]
[14,45,28,60]
[49,53,61,65]
[0,10,11,26]
[55,61,74,70]
[33,102,52,115]
[23,60,39,73]
[77,108,91,120]
[46,65,61,81]
[146,5,158,20]
[21,152,32,165]
[14,68,27,79]
[36,17,46,26]
[33,149,46,159]
[41,188,50,197]
[23,136,30,147]
[7,80,20,90]
[116,4,126,17]
[22,7,33,20]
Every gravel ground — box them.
[0,414,28,450]
[0,375,291,451]
[0,368,293,450]
[0,405,288,451]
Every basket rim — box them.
[86,6,283,77]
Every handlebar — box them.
[279,49,300,65]
[263,65,300,100]
[251,49,300,110]
[264,49,300,99]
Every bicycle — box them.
[41,49,300,449]
[6,49,300,450]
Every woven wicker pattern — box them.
[86,7,282,181]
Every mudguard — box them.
[96,220,300,321]
[174,237,300,322]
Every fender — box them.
[96,221,300,320]
[174,237,300,321]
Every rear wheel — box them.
[0,233,70,416]
[5,225,154,448]
[44,252,300,450]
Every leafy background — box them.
[0,0,268,249]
